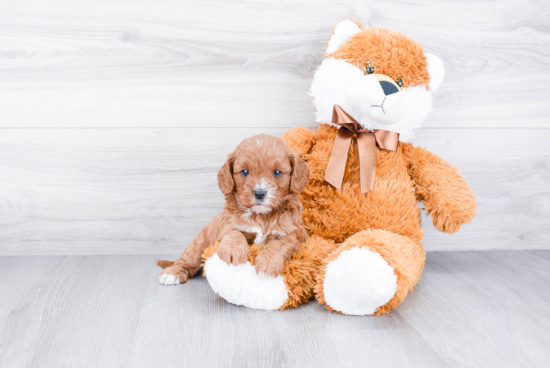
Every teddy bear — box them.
[202,20,476,315]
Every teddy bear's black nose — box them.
[379,81,399,96]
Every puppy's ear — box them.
[289,152,309,194]
[218,153,235,196]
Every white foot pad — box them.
[323,247,398,315]
[159,274,180,285]
[204,254,289,310]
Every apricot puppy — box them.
[157,134,309,285]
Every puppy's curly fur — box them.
[157,134,309,284]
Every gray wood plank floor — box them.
[0,251,548,368]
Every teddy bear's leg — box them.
[315,229,425,316]
[280,235,336,309]
[202,235,336,310]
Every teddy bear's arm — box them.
[402,144,476,234]
[280,127,316,157]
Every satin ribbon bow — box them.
[324,105,400,194]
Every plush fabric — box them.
[203,236,335,310]
[203,21,476,315]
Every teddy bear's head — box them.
[310,20,445,141]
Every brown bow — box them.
[324,105,399,194]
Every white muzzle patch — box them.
[310,57,434,142]
[346,75,405,125]
[250,178,279,214]
[251,205,271,214]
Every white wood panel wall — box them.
[1,0,549,254]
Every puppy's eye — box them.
[241,169,249,177]
[273,170,282,177]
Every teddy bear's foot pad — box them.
[204,254,289,310]
[323,247,397,315]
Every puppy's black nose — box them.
[254,189,267,201]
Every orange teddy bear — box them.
[203,20,476,315]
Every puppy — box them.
[157,134,309,285]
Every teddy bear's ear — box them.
[326,20,361,54]
[425,53,445,93]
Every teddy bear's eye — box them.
[396,78,403,87]
[365,64,375,74]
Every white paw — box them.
[323,247,398,316]
[204,254,288,310]
[159,273,180,285]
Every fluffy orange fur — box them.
[201,24,476,315]
[328,27,431,89]
[313,229,425,315]
[277,122,476,314]
[201,124,474,314]
[255,25,475,315]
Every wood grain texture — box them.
[415,128,550,251]
[0,0,549,254]
[0,0,549,128]
[0,127,548,255]
[0,251,548,367]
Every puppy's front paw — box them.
[254,250,284,277]
[217,240,249,265]
[159,264,190,286]
[159,273,181,285]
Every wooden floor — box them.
[0,250,548,368]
